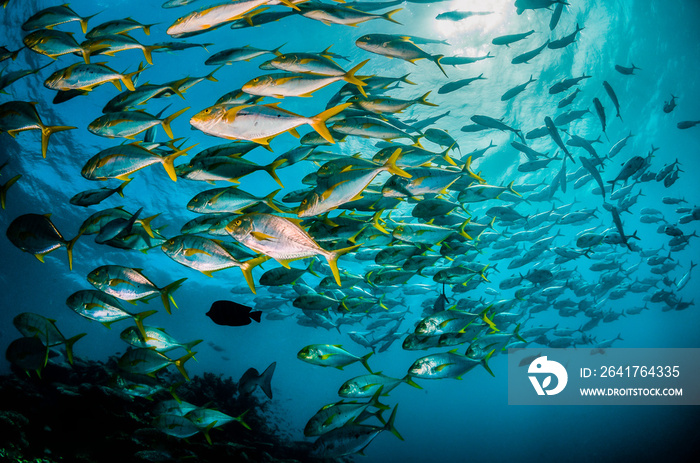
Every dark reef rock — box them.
[0,356,336,463]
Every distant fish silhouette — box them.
[206,300,262,326]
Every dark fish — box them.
[511,40,549,64]
[663,94,677,113]
[544,116,573,161]
[579,156,606,199]
[592,97,607,137]
[206,300,262,326]
[615,63,640,75]
[602,81,622,121]
[677,120,699,130]
[491,30,534,47]
[550,3,564,30]
[438,74,485,94]
[239,362,276,399]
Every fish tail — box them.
[383,8,403,25]
[161,142,197,181]
[161,107,189,140]
[327,244,362,286]
[343,59,369,97]
[115,178,131,198]
[385,405,404,441]
[173,351,196,381]
[384,148,410,178]
[65,232,82,271]
[63,332,87,365]
[239,255,270,294]
[143,45,159,65]
[0,174,21,209]
[79,12,100,34]
[40,125,76,158]
[143,23,157,36]
[442,146,457,166]
[133,309,158,339]
[140,213,160,238]
[159,277,187,314]
[121,62,145,91]
[309,103,352,144]
[402,375,423,389]
[400,73,416,85]
[259,362,276,399]
[458,220,473,241]
[236,410,252,430]
[507,180,521,197]
[277,0,301,10]
[371,209,388,235]
[461,156,485,183]
[265,159,286,188]
[481,349,496,377]
[169,77,190,99]
[263,188,284,213]
[514,323,527,343]
[360,351,374,373]
[206,65,223,82]
[417,91,438,107]
[432,54,448,78]
[182,339,203,355]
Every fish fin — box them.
[121,62,145,91]
[174,352,196,381]
[343,59,369,97]
[383,8,403,25]
[40,125,76,158]
[63,333,87,365]
[384,148,411,178]
[115,178,130,197]
[238,255,270,294]
[250,311,262,323]
[259,362,276,399]
[310,103,353,144]
[418,91,438,107]
[265,158,286,188]
[0,174,21,209]
[432,54,448,78]
[360,352,374,373]
[327,243,362,286]
[277,0,301,10]
[402,375,422,389]
[481,349,496,377]
[161,107,189,140]
[161,142,197,181]
[65,232,82,271]
[159,277,187,314]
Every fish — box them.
[549,75,591,94]
[205,44,284,65]
[65,290,156,337]
[120,326,202,354]
[243,61,369,99]
[579,156,606,199]
[190,102,351,146]
[436,10,493,21]
[603,81,622,121]
[0,101,76,158]
[167,0,299,37]
[548,23,583,49]
[298,344,373,372]
[86,17,156,38]
[593,97,607,137]
[511,40,550,64]
[677,120,699,129]
[206,300,262,326]
[304,388,388,437]
[339,372,421,398]
[491,30,535,47]
[69,181,130,207]
[440,53,493,66]
[501,75,536,101]
[355,34,447,77]
[310,405,402,458]
[239,362,276,398]
[615,63,640,75]
[408,349,494,379]
[87,265,187,314]
[5,337,51,375]
[161,235,268,292]
[298,3,402,26]
[663,94,677,113]
[81,141,194,182]
[44,62,145,92]
[87,107,189,139]
[6,213,81,270]
[118,347,195,381]
[13,313,86,365]
[438,74,486,94]
[225,213,360,286]
[545,116,573,161]
[22,4,99,33]
[23,29,92,62]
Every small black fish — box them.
[206,300,262,326]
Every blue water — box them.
[1,0,700,461]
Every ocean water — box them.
[1,0,699,461]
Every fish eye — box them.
[234,220,241,226]
[301,199,307,205]
[279,55,285,59]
